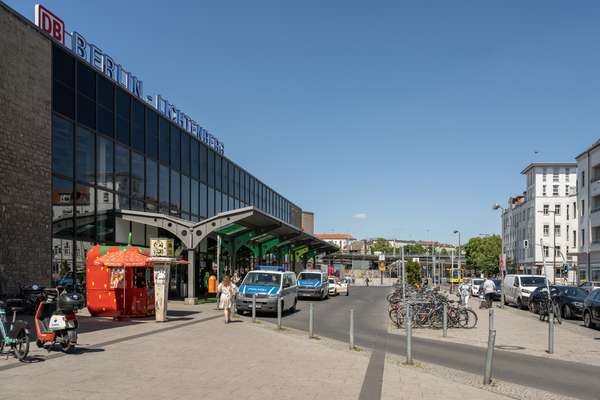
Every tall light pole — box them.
[493,203,506,308]
[453,230,461,294]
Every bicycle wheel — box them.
[12,328,29,361]
[459,309,478,329]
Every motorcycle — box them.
[20,284,44,314]
[34,288,84,353]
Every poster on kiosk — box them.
[150,239,175,322]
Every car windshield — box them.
[520,277,547,286]
[298,273,321,281]
[328,278,336,284]
[242,273,281,287]
[492,279,501,287]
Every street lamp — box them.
[492,203,506,308]
[452,230,461,294]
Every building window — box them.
[543,246,549,257]
[565,168,570,181]
[554,204,560,215]
[159,118,170,166]
[542,168,547,182]
[181,134,190,177]
[170,170,180,216]
[581,200,585,217]
[543,204,549,215]
[567,225,570,241]
[554,246,560,257]
[200,183,207,218]
[52,115,74,178]
[566,204,569,220]
[76,62,96,130]
[131,99,145,153]
[75,126,95,184]
[573,230,576,248]
[131,152,145,204]
[115,88,130,145]
[159,165,169,214]
[191,179,199,217]
[146,159,158,212]
[97,76,114,137]
[581,171,585,188]
[553,168,559,182]
[582,229,585,247]
[181,175,190,216]
[555,224,561,237]
[115,144,130,195]
[543,225,549,236]
[191,140,199,180]
[146,110,158,161]
[552,185,559,196]
[170,127,181,171]
[542,185,547,196]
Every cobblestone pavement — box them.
[0,301,526,400]
[389,296,600,366]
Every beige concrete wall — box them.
[301,211,314,235]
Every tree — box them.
[440,248,448,256]
[404,243,426,254]
[463,235,502,276]
[371,238,393,254]
[405,259,421,284]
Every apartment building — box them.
[501,163,578,282]
[575,140,600,283]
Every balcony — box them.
[591,179,600,198]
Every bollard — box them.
[309,303,314,338]
[443,303,448,337]
[252,294,256,323]
[277,296,282,330]
[548,310,554,354]
[349,309,355,350]
[406,302,413,365]
[489,308,495,332]
[483,329,497,385]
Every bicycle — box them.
[0,299,30,361]
[538,296,562,325]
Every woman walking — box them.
[217,274,237,323]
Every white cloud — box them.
[352,213,368,220]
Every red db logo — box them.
[35,4,65,44]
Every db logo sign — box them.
[35,4,64,44]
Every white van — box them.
[503,275,548,309]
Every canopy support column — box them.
[184,248,197,305]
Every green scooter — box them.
[0,299,30,361]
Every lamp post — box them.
[492,203,507,308]
[453,230,461,294]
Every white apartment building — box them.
[315,234,356,250]
[575,140,600,283]
[501,163,577,282]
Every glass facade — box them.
[51,44,296,257]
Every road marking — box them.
[359,350,385,400]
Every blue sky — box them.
[8,1,598,244]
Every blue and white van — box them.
[236,267,297,314]
[297,270,328,300]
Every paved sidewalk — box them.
[0,301,520,400]
[389,297,600,366]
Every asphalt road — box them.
[254,286,600,400]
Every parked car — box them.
[579,281,599,294]
[491,279,502,301]
[296,270,329,300]
[236,269,297,314]
[327,277,348,296]
[583,288,600,329]
[528,286,560,314]
[503,275,548,309]
[470,278,484,296]
[557,286,588,319]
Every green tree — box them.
[405,259,422,284]
[440,248,448,256]
[463,235,502,276]
[404,243,426,254]
[371,238,393,254]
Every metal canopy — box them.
[117,206,338,255]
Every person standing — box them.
[217,274,237,323]
[459,281,470,307]
[482,276,496,309]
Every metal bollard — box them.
[277,296,282,330]
[252,294,256,323]
[349,309,355,350]
[489,308,495,332]
[483,329,497,385]
[406,302,413,365]
[443,303,448,337]
[548,310,554,354]
[309,303,314,338]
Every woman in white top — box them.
[217,274,237,323]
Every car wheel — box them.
[290,299,297,312]
[562,305,571,320]
[517,297,523,309]
[584,311,595,328]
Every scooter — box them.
[34,288,84,353]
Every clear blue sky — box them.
[9,0,598,244]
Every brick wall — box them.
[0,4,52,295]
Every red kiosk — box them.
[86,245,155,318]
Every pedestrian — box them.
[482,275,496,309]
[232,271,241,286]
[217,274,237,324]
[365,275,370,287]
[203,269,210,300]
[459,281,470,307]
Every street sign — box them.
[378,254,386,261]
[150,238,174,257]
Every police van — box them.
[296,270,329,300]
[236,266,297,314]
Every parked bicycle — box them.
[0,299,30,361]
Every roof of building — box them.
[520,162,577,175]
[316,233,355,240]
[576,138,600,160]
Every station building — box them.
[0,2,335,298]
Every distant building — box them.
[575,140,600,283]
[301,211,314,235]
[315,234,356,250]
[500,163,577,280]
